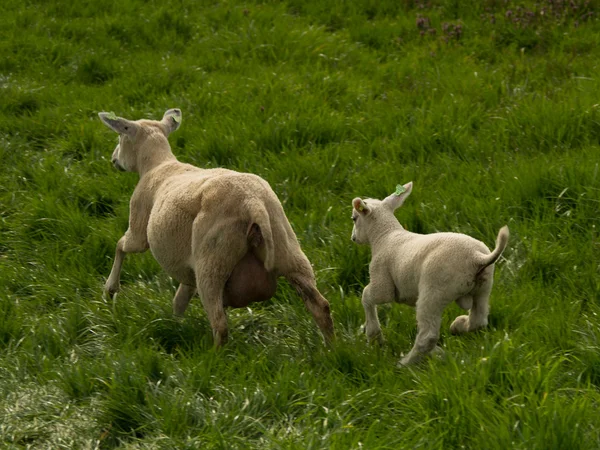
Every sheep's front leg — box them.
[105,195,150,299]
[173,283,196,317]
[104,230,149,299]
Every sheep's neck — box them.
[369,218,405,250]
[137,136,177,177]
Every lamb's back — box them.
[382,231,490,293]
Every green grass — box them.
[1,0,599,447]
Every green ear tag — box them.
[105,112,118,120]
[394,184,406,196]
[358,204,365,212]
[171,115,181,124]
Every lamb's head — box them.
[351,182,413,245]
[98,108,182,173]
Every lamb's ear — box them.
[353,198,370,215]
[382,182,413,210]
[161,108,182,135]
[98,112,137,138]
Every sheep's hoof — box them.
[172,313,185,323]
[214,337,228,348]
[397,355,414,368]
[103,284,119,301]
[450,315,469,335]
[323,331,335,347]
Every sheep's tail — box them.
[478,225,509,269]
[248,199,275,272]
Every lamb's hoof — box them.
[450,315,469,335]
[360,323,380,343]
[432,346,445,359]
[366,331,384,345]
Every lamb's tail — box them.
[247,200,275,272]
[478,225,509,269]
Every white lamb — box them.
[98,108,334,346]
[351,182,509,366]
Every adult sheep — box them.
[99,108,334,346]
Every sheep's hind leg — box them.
[284,260,334,344]
[195,259,231,347]
[173,283,196,317]
[194,231,247,347]
[197,281,229,347]
[104,231,149,299]
[399,293,446,367]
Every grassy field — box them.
[1,0,599,448]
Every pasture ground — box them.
[1,0,599,448]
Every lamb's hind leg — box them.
[284,257,334,343]
[400,292,446,367]
[450,284,491,335]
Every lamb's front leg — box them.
[361,282,394,344]
[104,230,149,299]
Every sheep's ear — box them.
[98,112,137,138]
[382,182,413,210]
[353,198,369,214]
[161,108,182,135]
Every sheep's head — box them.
[98,108,182,173]
[351,182,413,245]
